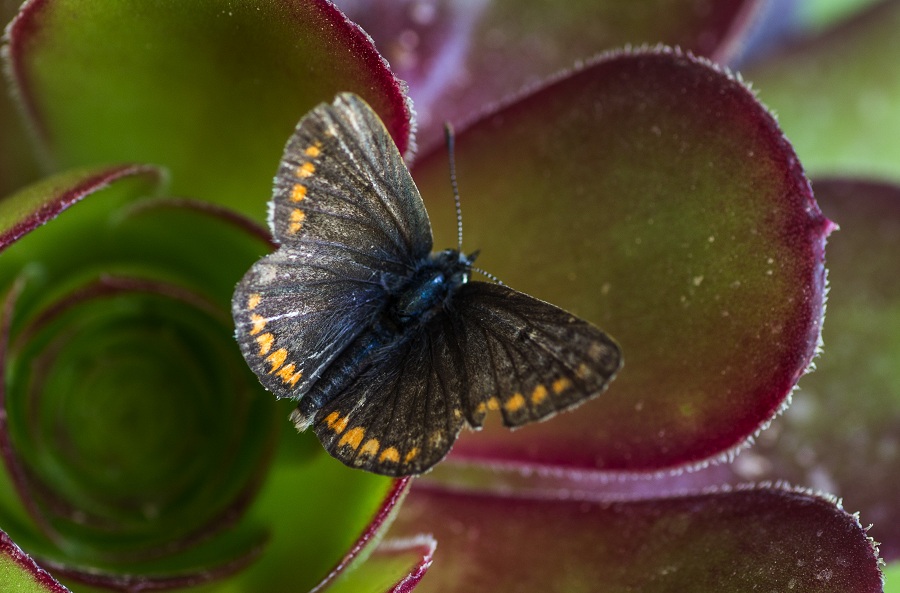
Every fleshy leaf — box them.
[0,169,398,589]
[625,179,900,564]
[735,179,900,563]
[385,483,883,593]
[5,0,411,217]
[745,0,900,181]
[0,529,68,593]
[322,535,434,593]
[0,3,41,199]
[340,0,765,150]
[411,47,829,472]
[310,478,412,592]
[0,164,164,251]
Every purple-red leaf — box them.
[411,47,829,472]
[385,483,883,593]
[340,0,766,150]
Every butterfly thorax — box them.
[387,249,475,329]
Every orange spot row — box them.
[325,411,349,434]
[552,377,571,394]
[322,414,415,466]
[304,142,322,158]
[504,393,526,412]
[531,384,548,405]
[276,363,302,386]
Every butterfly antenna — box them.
[444,122,464,252]
[473,266,504,285]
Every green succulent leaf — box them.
[0,165,399,591]
[746,0,900,182]
[0,2,42,199]
[323,536,434,593]
[4,0,412,218]
[410,47,829,472]
[0,529,69,593]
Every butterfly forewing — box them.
[233,93,434,400]
[270,93,432,266]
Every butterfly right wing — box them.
[449,282,623,429]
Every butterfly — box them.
[232,93,622,476]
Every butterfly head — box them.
[433,248,478,287]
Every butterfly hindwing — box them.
[303,281,621,476]
[305,329,467,476]
[270,93,432,269]
[449,282,622,429]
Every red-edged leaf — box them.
[411,47,829,472]
[0,529,69,593]
[5,0,410,217]
[386,482,882,593]
[341,0,765,150]
[0,164,164,252]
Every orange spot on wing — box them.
[379,447,400,463]
[339,427,365,450]
[504,393,526,412]
[296,162,315,178]
[552,377,571,394]
[360,438,380,457]
[247,293,261,310]
[290,184,307,202]
[404,447,419,463]
[531,384,548,405]
[256,333,274,355]
[486,397,500,411]
[325,412,348,434]
[250,314,266,335]
[304,143,322,157]
[266,348,288,372]
[576,363,590,379]
[276,363,302,386]
[289,208,306,233]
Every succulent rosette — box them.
[0,0,893,592]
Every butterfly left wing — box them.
[301,281,622,476]
[234,93,431,401]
